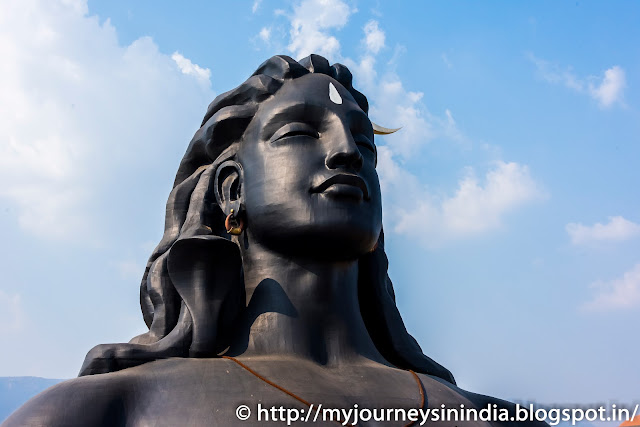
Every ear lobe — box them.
[214,160,243,215]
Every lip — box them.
[310,173,370,201]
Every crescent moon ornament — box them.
[372,122,401,135]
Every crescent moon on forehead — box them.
[372,123,401,135]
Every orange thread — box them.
[404,370,425,427]
[222,356,312,407]
[222,356,426,427]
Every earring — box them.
[225,209,244,235]
[369,232,381,253]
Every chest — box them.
[123,360,490,427]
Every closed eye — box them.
[269,122,319,143]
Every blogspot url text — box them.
[235,402,639,426]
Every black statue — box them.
[4,55,545,427]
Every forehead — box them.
[256,73,365,121]
[278,73,359,104]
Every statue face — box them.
[238,73,382,260]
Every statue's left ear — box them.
[214,160,244,216]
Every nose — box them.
[325,132,363,172]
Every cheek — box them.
[253,144,324,194]
[242,149,318,224]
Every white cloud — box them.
[369,76,435,158]
[582,263,640,311]
[566,216,640,245]
[376,145,423,201]
[528,54,583,91]
[171,52,211,85]
[0,291,24,335]
[0,0,213,240]
[346,54,377,89]
[365,74,467,159]
[378,154,544,246]
[252,0,263,13]
[588,66,626,108]
[440,162,542,234]
[287,0,352,60]
[274,3,542,246]
[343,27,464,160]
[363,20,385,54]
[280,1,457,161]
[259,27,271,43]
[528,53,626,108]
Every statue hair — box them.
[79,54,455,385]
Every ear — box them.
[214,160,243,216]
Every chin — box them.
[259,222,380,261]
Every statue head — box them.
[223,70,382,261]
[80,54,455,385]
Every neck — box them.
[227,239,387,366]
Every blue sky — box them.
[1,0,638,412]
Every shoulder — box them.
[417,373,549,427]
[2,372,130,427]
[2,358,239,427]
